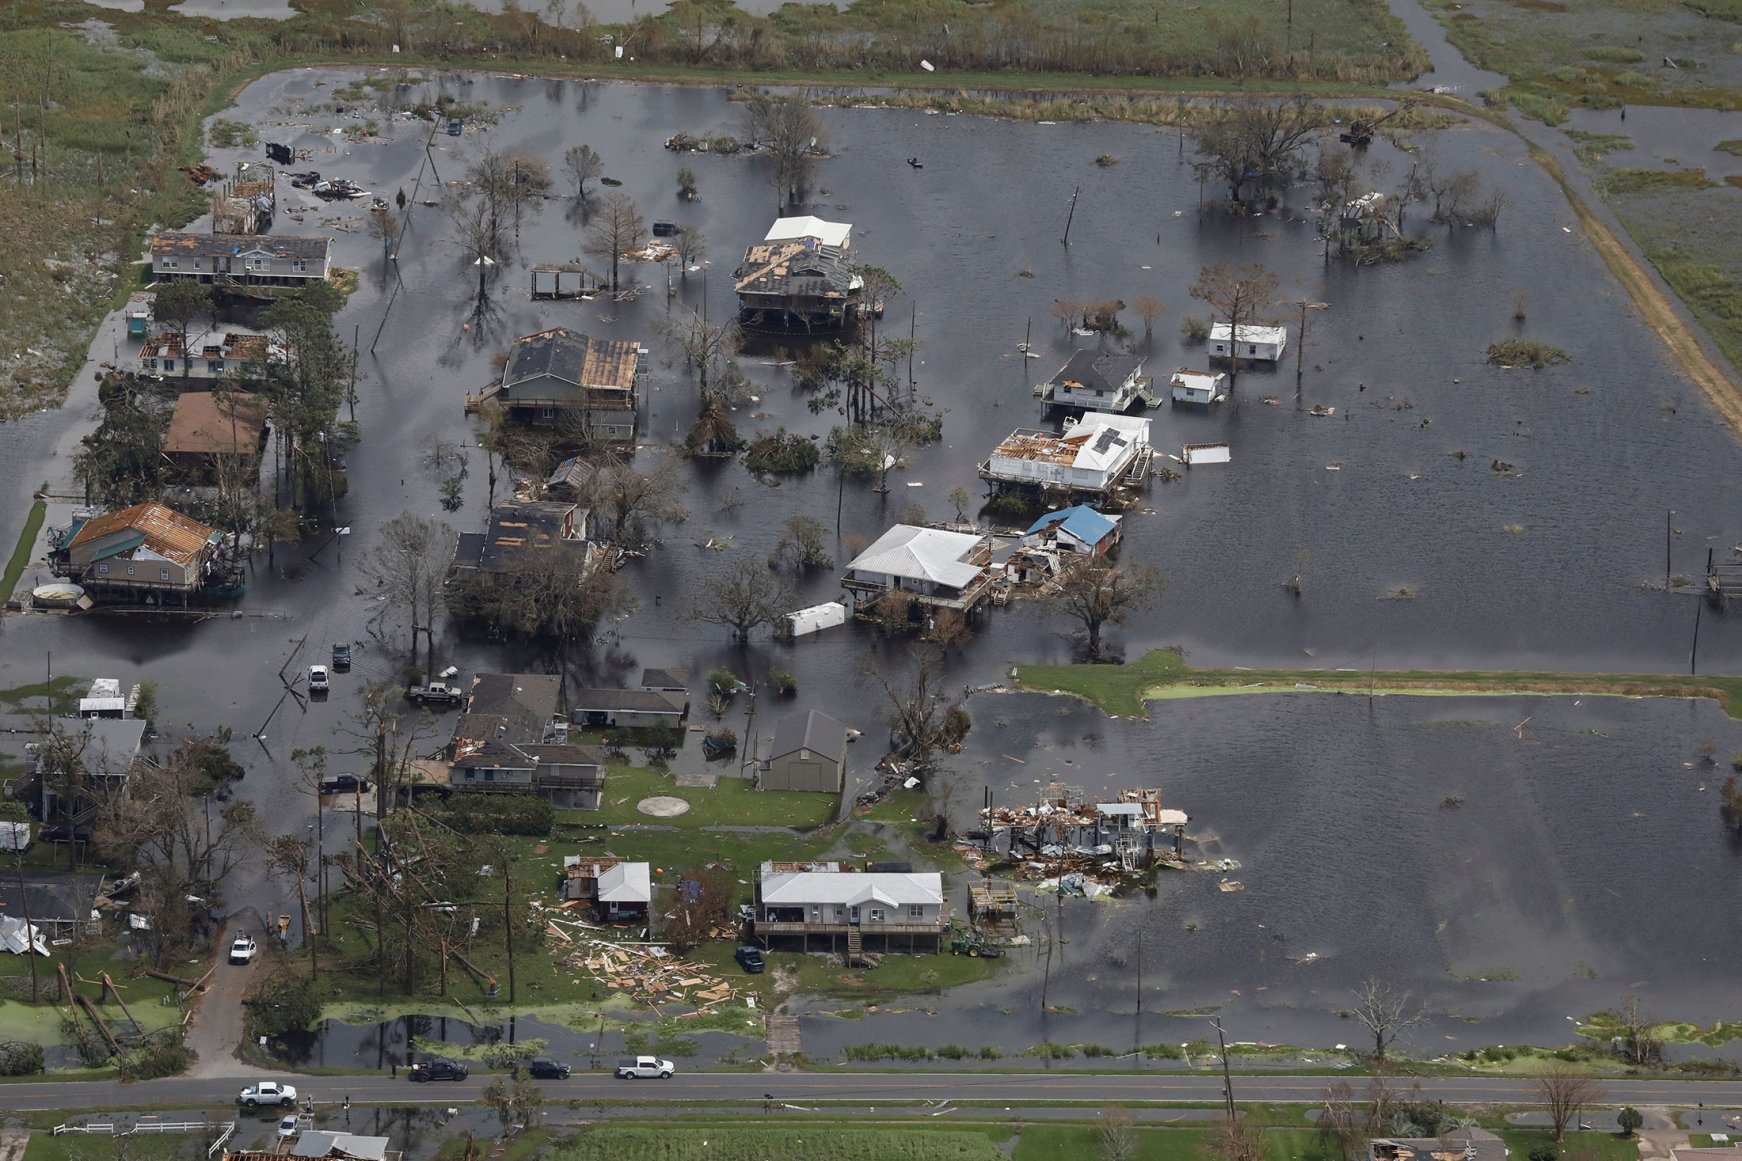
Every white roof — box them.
[1171,370,1223,389]
[1066,422,1139,473]
[763,216,851,248]
[846,525,985,590]
[292,1133,391,1161]
[597,862,652,904]
[758,865,943,908]
[1210,323,1287,345]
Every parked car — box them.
[238,1081,298,1107]
[614,1056,675,1080]
[331,643,352,671]
[406,682,464,706]
[409,1059,469,1082]
[733,946,765,974]
[308,665,330,694]
[277,1116,300,1140]
[229,936,257,964]
[319,773,372,796]
[525,1057,572,1079]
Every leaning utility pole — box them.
[1212,1016,1236,1118]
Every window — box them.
[209,360,223,374]
[143,359,156,371]
[164,259,178,270]
[193,259,202,269]
[159,569,170,581]
[869,908,884,923]
[164,359,176,373]
[97,563,109,575]
[291,259,308,273]
[484,769,495,782]
[539,408,556,420]
[1248,344,1258,355]
[125,565,135,576]
[908,905,925,919]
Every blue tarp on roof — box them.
[1026,504,1118,546]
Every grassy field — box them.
[558,1124,1012,1161]
[22,1134,200,1161]
[587,764,838,830]
[1498,1132,1640,1161]
[1,499,46,603]
[1014,648,1742,719]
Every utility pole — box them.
[503,858,517,1003]
[1294,300,1327,409]
[1133,931,1144,1057]
[1212,1016,1236,1118]
[1061,187,1080,247]
[1666,509,1674,588]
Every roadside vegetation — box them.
[1016,647,1742,719]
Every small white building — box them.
[762,216,852,249]
[1209,323,1287,364]
[1169,369,1227,406]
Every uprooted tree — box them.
[863,646,971,765]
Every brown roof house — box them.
[734,240,863,332]
[163,392,269,477]
[466,328,642,441]
[759,710,849,794]
[51,503,228,602]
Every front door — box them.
[848,906,860,925]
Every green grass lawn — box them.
[1,499,45,602]
[558,1124,1011,1161]
[23,1135,201,1161]
[584,764,838,830]
[1016,648,1742,720]
[1499,1132,1639,1161]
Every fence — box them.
[53,1120,236,1148]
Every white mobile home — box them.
[979,416,1152,498]
[1209,323,1287,364]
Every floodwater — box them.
[1563,105,1742,182]
[6,68,1742,1063]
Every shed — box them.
[1024,505,1122,555]
[1169,369,1227,405]
[1208,323,1287,364]
[761,710,849,794]
[569,688,687,729]
[763,216,852,249]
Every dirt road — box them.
[183,923,273,1080]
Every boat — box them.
[288,170,320,189]
[31,583,86,608]
[313,179,368,201]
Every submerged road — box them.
[9,1071,1742,1114]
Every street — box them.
[7,1070,1742,1114]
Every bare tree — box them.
[150,280,213,380]
[482,1070,545,1129]
[265,834,315,978]
[1611,995,1662,1066]
[862,646,970,765]
[361,511,456,676]
[581,450,689,545]
[584,191,646,293]
[1349,977,1426,1060]
[677,165,700,202]
[1201,1113,1265,1161]
[1190,262,1279,393]
[1099,1105,1139,1161]
[1534,1061,1602,1143]
[1131,295,1167,337]
[446,184,504,311]
[562,144,603,198]
[662,308,739,398]
[744,93,826,208]
[1192,95,1328,206]
[1318,1081,1369,1161]
[1044,557,1165,660]
[673,226,707,281]
[690,558,792,643]
[768,515,833,573]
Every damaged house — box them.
[465,328,642,441]
[560,856,652,922]
[734,239,863,331]
[427,674,607,810]
[150,231,331,289]
[841,524,995,622]
[50,503,235,603]
[978,416,1154,505]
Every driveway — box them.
[183,922,274,1080]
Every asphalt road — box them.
[11,1071,1742,1114]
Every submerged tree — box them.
[689,558,792,643]
[584,191,646,292]
[1190,262,1279,394]
[1192,95,1328,206]
[1044,558,1165,660]
[361,511,456,675]
[562,143,603,198]
[743,93,826,208]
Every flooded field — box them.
[4,70,1742,1061]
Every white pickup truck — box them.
[613,1055,675,1080]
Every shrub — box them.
[1180,315,1210,344]
[115,1030,192,1081]
[708,667,743,694]
[1586,46,1644,63]
[1487,338,1569,369]
[436,793,553,836]
[744,428,821,474]
[769,669,798,695]
[0,1041,44,1076]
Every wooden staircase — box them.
[845,927,863,965]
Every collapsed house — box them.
[465,328,643,441]
[560,857,653,921]
[979,785,1190,872]
[734,237,863,332]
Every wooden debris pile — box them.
[563,939,740,1011]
